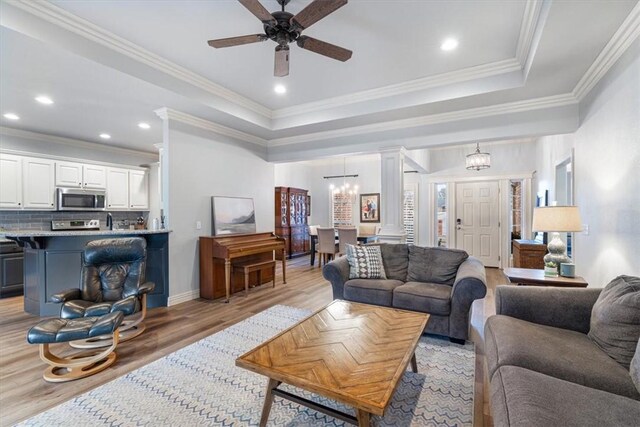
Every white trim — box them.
[269,94,577,147]
[426,171,535,184]
[0,126,158,161]
[6,0,271,119]
[515,0,545,65]
[572,2,640,100]
[271,59,522,119]
[168,289,200,306]
[153,108,268,147]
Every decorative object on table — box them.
[50,237,155,348]
[560,262,576,278]
[532,206,582,268]
[207,0,352,77]
[211,196,256,235]
[544,262,559,277]
[360,192,380,222]
[465,142,491,171]
[21,305,475,426]
[134,216,145,230]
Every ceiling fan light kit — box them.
[208,0,352,77]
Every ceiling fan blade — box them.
[274,46,290,77]
[290,0,347,30]
[238,0,277,26]
[297,36,352,62]
[207,34,267,48]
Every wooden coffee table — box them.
[236,300,430,426]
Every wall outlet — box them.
[582,224,589,235]
[196,221,202,230]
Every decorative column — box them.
[378,147,407,243]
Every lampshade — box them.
[466,143,491,171]
[532,206,582,232]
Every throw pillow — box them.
[407,246,469,285]
[631,340,640,394]
[588,275,640,369]
[345,244,387,280]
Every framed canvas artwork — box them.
[360,193,380,223]
[211,196,256,235]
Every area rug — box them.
[20,305,475,426]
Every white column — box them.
[378,148,407,243]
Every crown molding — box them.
[268,93,578,147]
[572,2,640,101]
[154,108,268,147]
[516,0,545,65]
[0,126,158,159]
[6,0,272,119]
[271,58,522,120]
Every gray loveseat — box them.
[322,243,487,343]
[486,285,640,427]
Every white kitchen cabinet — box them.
[106,167,129,210]
[23,157,55,209]
[56,162,106,189]
[82,164,107,189]
[55,161,83,187]
[0,154,23,209]
[128,170,149,210]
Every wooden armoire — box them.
[275,187,309,259]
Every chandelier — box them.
[466,142,491,171]
[326,158,358,202]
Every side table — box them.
[503,267,588,288]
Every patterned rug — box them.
[21,305,475,426]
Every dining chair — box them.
[358,224,377,236]
[317,227,338,267]
[337,227,358,256]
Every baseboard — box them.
[168,289,200,306]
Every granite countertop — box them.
[2,229,172,237]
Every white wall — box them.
[275,154,381,228]
[535,39,640,287]
[166,128,275,300]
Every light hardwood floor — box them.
[0,256,507,426]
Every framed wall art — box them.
[360,193,380,223]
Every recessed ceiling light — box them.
[3,113,20,120]
[138,122,151,129]
[35,95,54,105]
[274,84,287,95]
[99,133,111,140]
[440,38,459,51]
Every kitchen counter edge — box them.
[1,229,173,237]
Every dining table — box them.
[309,233,379,266]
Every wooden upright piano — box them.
[199,232,286,302]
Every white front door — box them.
[455,181,500,267]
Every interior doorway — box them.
[455,181,500,267]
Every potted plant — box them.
[544,261,558,277]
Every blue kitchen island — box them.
[5,229,170,316]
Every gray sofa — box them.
[486,285,640,427]
[322,243,487,343]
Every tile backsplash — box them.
[0,211,149,231]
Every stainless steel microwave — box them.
[56,188,107,211]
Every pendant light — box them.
[466,142,491,171]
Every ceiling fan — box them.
[207,0,352,77]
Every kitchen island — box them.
[4,229,170,316]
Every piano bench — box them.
[233,260,277,296]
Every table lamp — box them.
[531,206,582,267]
